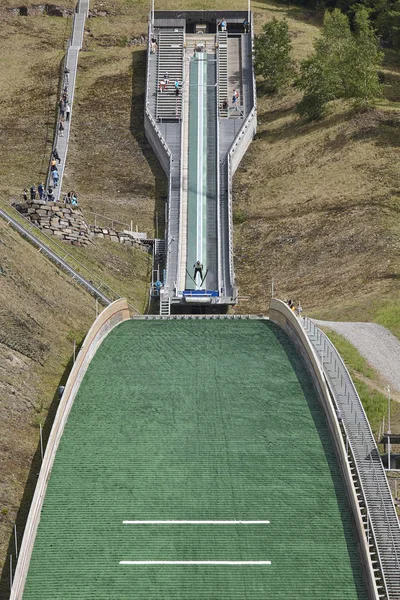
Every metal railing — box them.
[84,211,137,232]
[0,200,140,314]
[303,317,400,598]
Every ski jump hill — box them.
[8,10,400,600]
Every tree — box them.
[344,6,384,108]
[254,18,295,93]
[296,7,383,119]
[296,9,352,119]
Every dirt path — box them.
[314,321,400,393]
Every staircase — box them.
[217,31,228,118]
[156,29,184,121]
[304,318,400,600]
[160,294,170,316]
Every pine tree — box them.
[254,18,295,93]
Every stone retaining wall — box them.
[14,201,91,246]
[89,226,152,251]
[13,201,152,251]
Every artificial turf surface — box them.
[23,319,367,599]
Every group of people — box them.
[221,88,240,112]
[286,299,303,317]
[63,190,79,206]
[58,68,71,138]
[24,184,55,203]
[158,72,182,96]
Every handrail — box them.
[0,199,140,314]
[321,359,391,597]
[304,317,400,594]
[306,318,400,536]
[84,210,136,232]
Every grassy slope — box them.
[1,0,399,581]
[0,219,96,581]
[232,5,400,328]
[0,0,150,580]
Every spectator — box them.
[222,97,228,110]
[164,71,169,84]
[52,148,61,164]
[243,20,249,33]
[159,80,165,92]
[52,170,59,187]
[64,67,70,85]
[59,99,66,118]
[151,37,157,53]
[38,182,44,199]
[221,18,227,32]
[47,186,54,201]
[66,102,71,122]
[232,89,237,106]
[58,118,65,137]
[23,188,28,202]
[30,185,36,200]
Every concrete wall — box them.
[10,299,131,600]
[269,298,379,600]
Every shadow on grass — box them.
[256,0,323,26]
[0,346,83,598]
[263,319,368,599]
[129,50,167,242]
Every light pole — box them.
[386,385,391,470]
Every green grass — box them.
[23,319,366,600]
[323,329,400,435]
[374,301,400,340]
[323,329,375,379]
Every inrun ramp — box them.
[22,319,367,599]
[145,11,257,311]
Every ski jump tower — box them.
[144,10,257,313]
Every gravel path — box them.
[313,320,400,393]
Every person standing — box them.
[64,67,70,85]
[38,182,44,200]
[66,103,71,122]
[232,89,237,106]
[30,185,36,200]
[58,118,65,137]
[52,170,59,187]
[52,148,61,164]
[221,18,227,32]
[23,188,28,202]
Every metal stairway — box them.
[160,294,171,316]
[217,31,228,117]
[303,317,400,600]
[156,29,184,121]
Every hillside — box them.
[0,0,399,588]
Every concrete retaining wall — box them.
[269,298,379,600]
[9,299,131,600]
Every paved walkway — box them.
[314,320,400,392]
[48,0,89,200]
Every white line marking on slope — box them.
[120,561,271,565]
[122,520,270,525]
